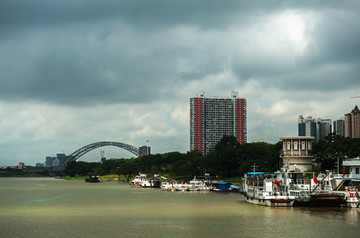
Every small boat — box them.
[85,175,100,183]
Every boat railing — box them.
[296,179,311,185]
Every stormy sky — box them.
[1,0,359,166]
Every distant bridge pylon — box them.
[55,141,149,171]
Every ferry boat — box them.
[243,172,295,207]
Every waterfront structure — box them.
[298,115,332,142]
[280,136,314,172]
[344,105,360,138]
[190,91,246,154]
[333,118,345,137]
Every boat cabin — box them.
[343,157,360,179]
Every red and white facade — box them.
[190,91,247,154]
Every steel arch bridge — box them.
[56,141,147,171]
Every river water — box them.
[1,177,359,238]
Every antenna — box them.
[251,163,258,172]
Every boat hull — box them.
[294,193,345,207]
[246,195,294,207]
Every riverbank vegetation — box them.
[63,134,360,180]
[0,167,50,177]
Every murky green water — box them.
[1,177,359,238]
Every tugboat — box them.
[85,175,100,183]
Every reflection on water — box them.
[0,177,359,238]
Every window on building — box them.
[356,168,360,174]
[294,142,298,150]
[301,142,305,150]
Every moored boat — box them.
[243,172,295,207]
[130,173,148,186]
[286,170,345,207]
[85,175,100,183]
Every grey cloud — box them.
[1,0,360,107]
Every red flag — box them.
[313,174,318,184]
[343,167,346,176]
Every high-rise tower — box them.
[333,118,345,137]
[190,91,246,154]
[345,105,360,138]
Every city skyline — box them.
[0,1,360,166]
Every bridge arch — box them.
[56,141,146,171]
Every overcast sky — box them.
[1,0,359,166]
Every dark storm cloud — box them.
[0,0,359,106]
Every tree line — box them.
[63,134,360,179]
[312,132,360,172]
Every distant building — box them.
[317,118,332,141]
[344,105,360,138]
[298,116,317,141]
[45,156,56,167]
[18,162,25,170]
[139,146,151,155]
[280,136,314,172]
[56,153,67,165]
[35,163,44,168]
[298,115,332,142]
[190,91,246,154]
[45,153,69,167]
[333,118,345,137]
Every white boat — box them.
[243,172,295,207]
[332,177,360,208]
[161,182,177,192]
[175,183,189,191]
[188,177,211,191]
[130,173,148,186]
